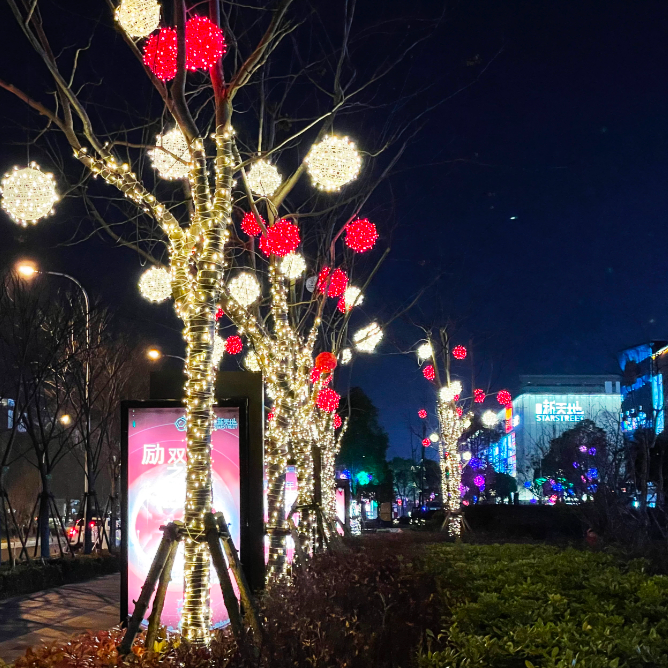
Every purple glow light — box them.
[474,475,485,487]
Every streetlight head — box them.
[147,348,162,361]
[59,414,71,426]
[16,261,38,278]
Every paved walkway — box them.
[0,574,120,664]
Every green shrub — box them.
[419,544,668,668]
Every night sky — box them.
[1,0,668,459]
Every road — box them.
[0,573,120,664]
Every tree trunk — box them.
[38,476,51,560]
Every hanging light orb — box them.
[228,272,260,307]
[246,159,282,197]
[316,388,341,413]
[305,135,361,191]
[215,306,224,320]
[333,414,342,429]
[473,389,486,403]
[481,410,498,428]
[452,345,467,360]
[418,409,427,419]
[429,432,439,443]
[240,211,264,236]
[115,0,160,39]
[259,219,300,257]
[423,365,435,381]
[340,348,353,365]
[309,367,321,384]
[317,266,348,297]
[457,406,464,417]
[337,285,364,313]
[225,335,243,355]
[149,128,190,180]
[143,28,178,80]
[267,410,275,421]
[315,352,337,373]
[1,164,58,226]
[422,438,430,447]
[212,335,225,367]
[353,322,383,353]
[497,389,512,406]
[416,342,433,362]
[345,218,378,253]
[244,350,261,372]
[185,16,226,70]
[451,380,463,396]
[439,383,462,403]
[280,253,306,279]
[138,266,172,302]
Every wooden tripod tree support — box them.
[440,509,471,536]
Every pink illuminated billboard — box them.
[122,403,242,630]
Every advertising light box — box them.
[123,403,242,630]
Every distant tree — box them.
[492,472,517,504]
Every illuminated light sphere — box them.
[280,253,306,279]
[456,406,463,417]
[439,385,458,403]
[418,409,427,419]
[215,306,224,320]
[315,352,337,373]
[345,218,378,253]
[481,410,498,428]
[452,345,467,360]
[474,388,486,403]
[305,135,361,192]
[316,388,341,413]
[417,342,433,362]
[340,348,353,365]
[497,389,512,406]
[451,380,463,396]
[185,16,226,70]
[1,164,58,226]
[422,438,430,447]
[241,211,264,236]
[259,219,300,257]
[143,28,178,80]
[246,159,282,197]
[317,266,348,297]
[429,432,439,443]
[337,285,364,313]
[244,351,261,372]
[353,322,383,353]
[473,475,485,487]
[228,272,260,307]
[212,335,225,367]
[333,414,342,429]
[309,367,322,384]
[149,128,190,180]
[267,411,275,421]
[423,365,435,381]
[225,335,243,355]
[138,266,171,302]
[115,0,160,39]
[462,451,472,462]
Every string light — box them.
[474,389,486,403]
[241,211,263,236]
[1,164,58,226]
[280,253,306,279]
[497,390,512,406]
[317,266,348,297]
[228,272,260,307]
[244,350,261,372]
[481,410,497,427]
[452,345,467,360]
[143,28,178,80]
[138,266,172,302]
[246,159,282,197]
[115,0,160,38]
[353,322,383,353]
[340,348,353,365]
[259,219,301,257]
[417,342,433,362]
[315,352,337,373]
[316,388,340,413]
[225,335,243,354]
[305,135,361,191]
[345,218,378,253]
[149,128,191,180]
[185,16,226,70]
[418,409,427,419]
[423,365,435,381]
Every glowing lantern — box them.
[143,28,178,80]
[345,218,378,253]
[423,365,435,381]
[317,388,340,413]
[452,345,467,360]
[280,253,306,279]
[353,322,383,353]
[305,135,361,191]
[474,389,485,403]
[115,0,160,38]
[337,285,364,312]
[259,219,300,257]
[333,414,342,429]
[317,266,348,297]
[246,159,281,197]
[228,272,260,307]
[315,352,337,373]
[241,211,263,236]
[212,335,225,366]
[139,266,171,302]
[497,390,512,406]
[1,164,58,226]
[422,438,430,447]
[185,16,225,70]
[149,128,190,180]
[418,409,427,419]
[225,335,243,355]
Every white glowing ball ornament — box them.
[244,351,261,372]
[149,128,190,180]
[139,267,172,302]
[1,164,58,226]
[343,285,364,310]
[115,0,161,38]
[246,159,282,197]
[305,135,361,192]
[353,322,383,353]
[228,272,260,307]
[439,380,462,403]
[416,342,433,362]
[281,253,306,279]
[340,348,353,365]
[482,410,498,428]
[212,335,225,367]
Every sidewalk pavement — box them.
[0,573,120,664]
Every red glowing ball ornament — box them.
[185,16,226,71]
[333,414,343,429]
[473,388,486,403]
[259,219,301,257]
[422,438,431,447]
[452,345,467,360]
[456,407,463,417]
[317,388,341,413]
[143,28,178,80]
[345,218,378,253]
[315,352,338,373]
[215,307,224,320]
[309,367,321,384]
[267,411,275,421]
[225,335,243,355]
[418,409,427,419]
[423,365,435,381]
[497,390,512,406]
[241,211,264,236]
[317,266,348,297]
